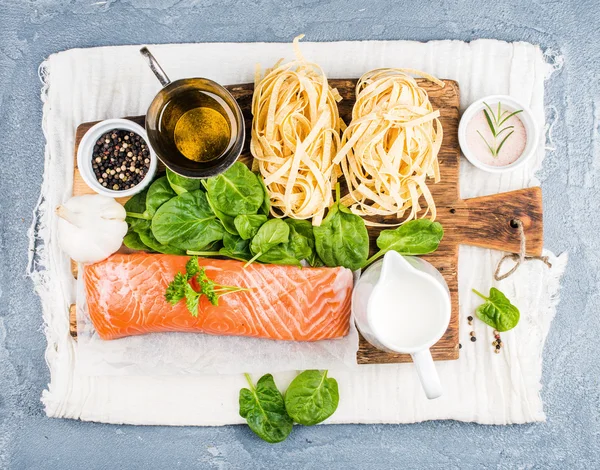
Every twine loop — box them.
[494,219,552,281]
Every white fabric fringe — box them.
[30,39,566,425]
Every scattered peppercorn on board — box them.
[68,79,543,365]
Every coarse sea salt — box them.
[466,110,527,167]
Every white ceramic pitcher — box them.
[352,251,451,399]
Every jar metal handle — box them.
[139,47,171,87]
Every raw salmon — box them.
[84,253,353,341]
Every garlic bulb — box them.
[56,195,128,263]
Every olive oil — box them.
[174,107,230,162]
[152,89,237,165]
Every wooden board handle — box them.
[457,187,543,256]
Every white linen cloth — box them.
[30,39,566,425]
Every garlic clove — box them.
[56,194,128,264]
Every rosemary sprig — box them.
[478,101,523,158]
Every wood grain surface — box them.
[69,78,543,365]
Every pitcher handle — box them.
[411,349,443,399]
[140,47,171,87]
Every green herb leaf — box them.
[483,107,497,137]
[239,374,293,444]
[204,162,265,217]
[472,287,520,332]
[257,243,301,267]
[497,109,524,127]
[495,130,515,156]
[478,102,523,158]
[144,176,177,218]
[313,196,369,271]
[285,219,316,264]
[206,192,239,235]
[166,168,201,195]
[165,272,189,305]
[137,223,186,255]
[123,231,151,251]
[184,282,201,316]
[477,130,497,157]
[247,219,290,266]
[124,189,150,226]
[234,214,268,240]
[366,219,444,266]
[152,190,224,251]
[165,257,250,314]
[185,257,200,277]
[257,174,271,216]
[284,370,339,426]
[219,232,253,262]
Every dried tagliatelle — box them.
[250,35,342,226]
[333,68,445,225]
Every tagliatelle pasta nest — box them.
[333,68,445,225]
[250,35,343,226]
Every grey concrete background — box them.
[0,0,598,468]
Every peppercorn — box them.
[495,344,501,350]
[470,336,477,342]
[90,128,151,191]
[469,331,475,337]
[467,316,473,321]
[459,343,462,349]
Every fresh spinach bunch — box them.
[365,219,444,266]
[313,187,369,271]
[472,287,520,332]
[239,370,339,444]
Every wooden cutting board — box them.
[69,78,543,365]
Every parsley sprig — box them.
[478,102,523,158]
[165,257,250,316]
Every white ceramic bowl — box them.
[77,118,158,197]
[458,95,539,173]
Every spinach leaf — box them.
[206,192,239,235]
[472,287,520,332]
[247,219,290,266]
[258,242,301,267]
[125,176,175,220]
[124,189,149,230]
[235,214,267,240]
[366,219,444,265]
[313,191,369,271]
[204,162,264,216]
[239,373,293,444]
[219,232,252,262]
[137,224,186,255]
[284,370,339,426]
[152,190,224,251]
[257,174,271,216]
[285,219,316,265]
[166,168,201,195]
[123,231,151,251]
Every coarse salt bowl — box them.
[77,118,158,197]
[458,95,539,174]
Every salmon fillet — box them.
[83,253,353,341]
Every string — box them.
[494,219,552,281]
